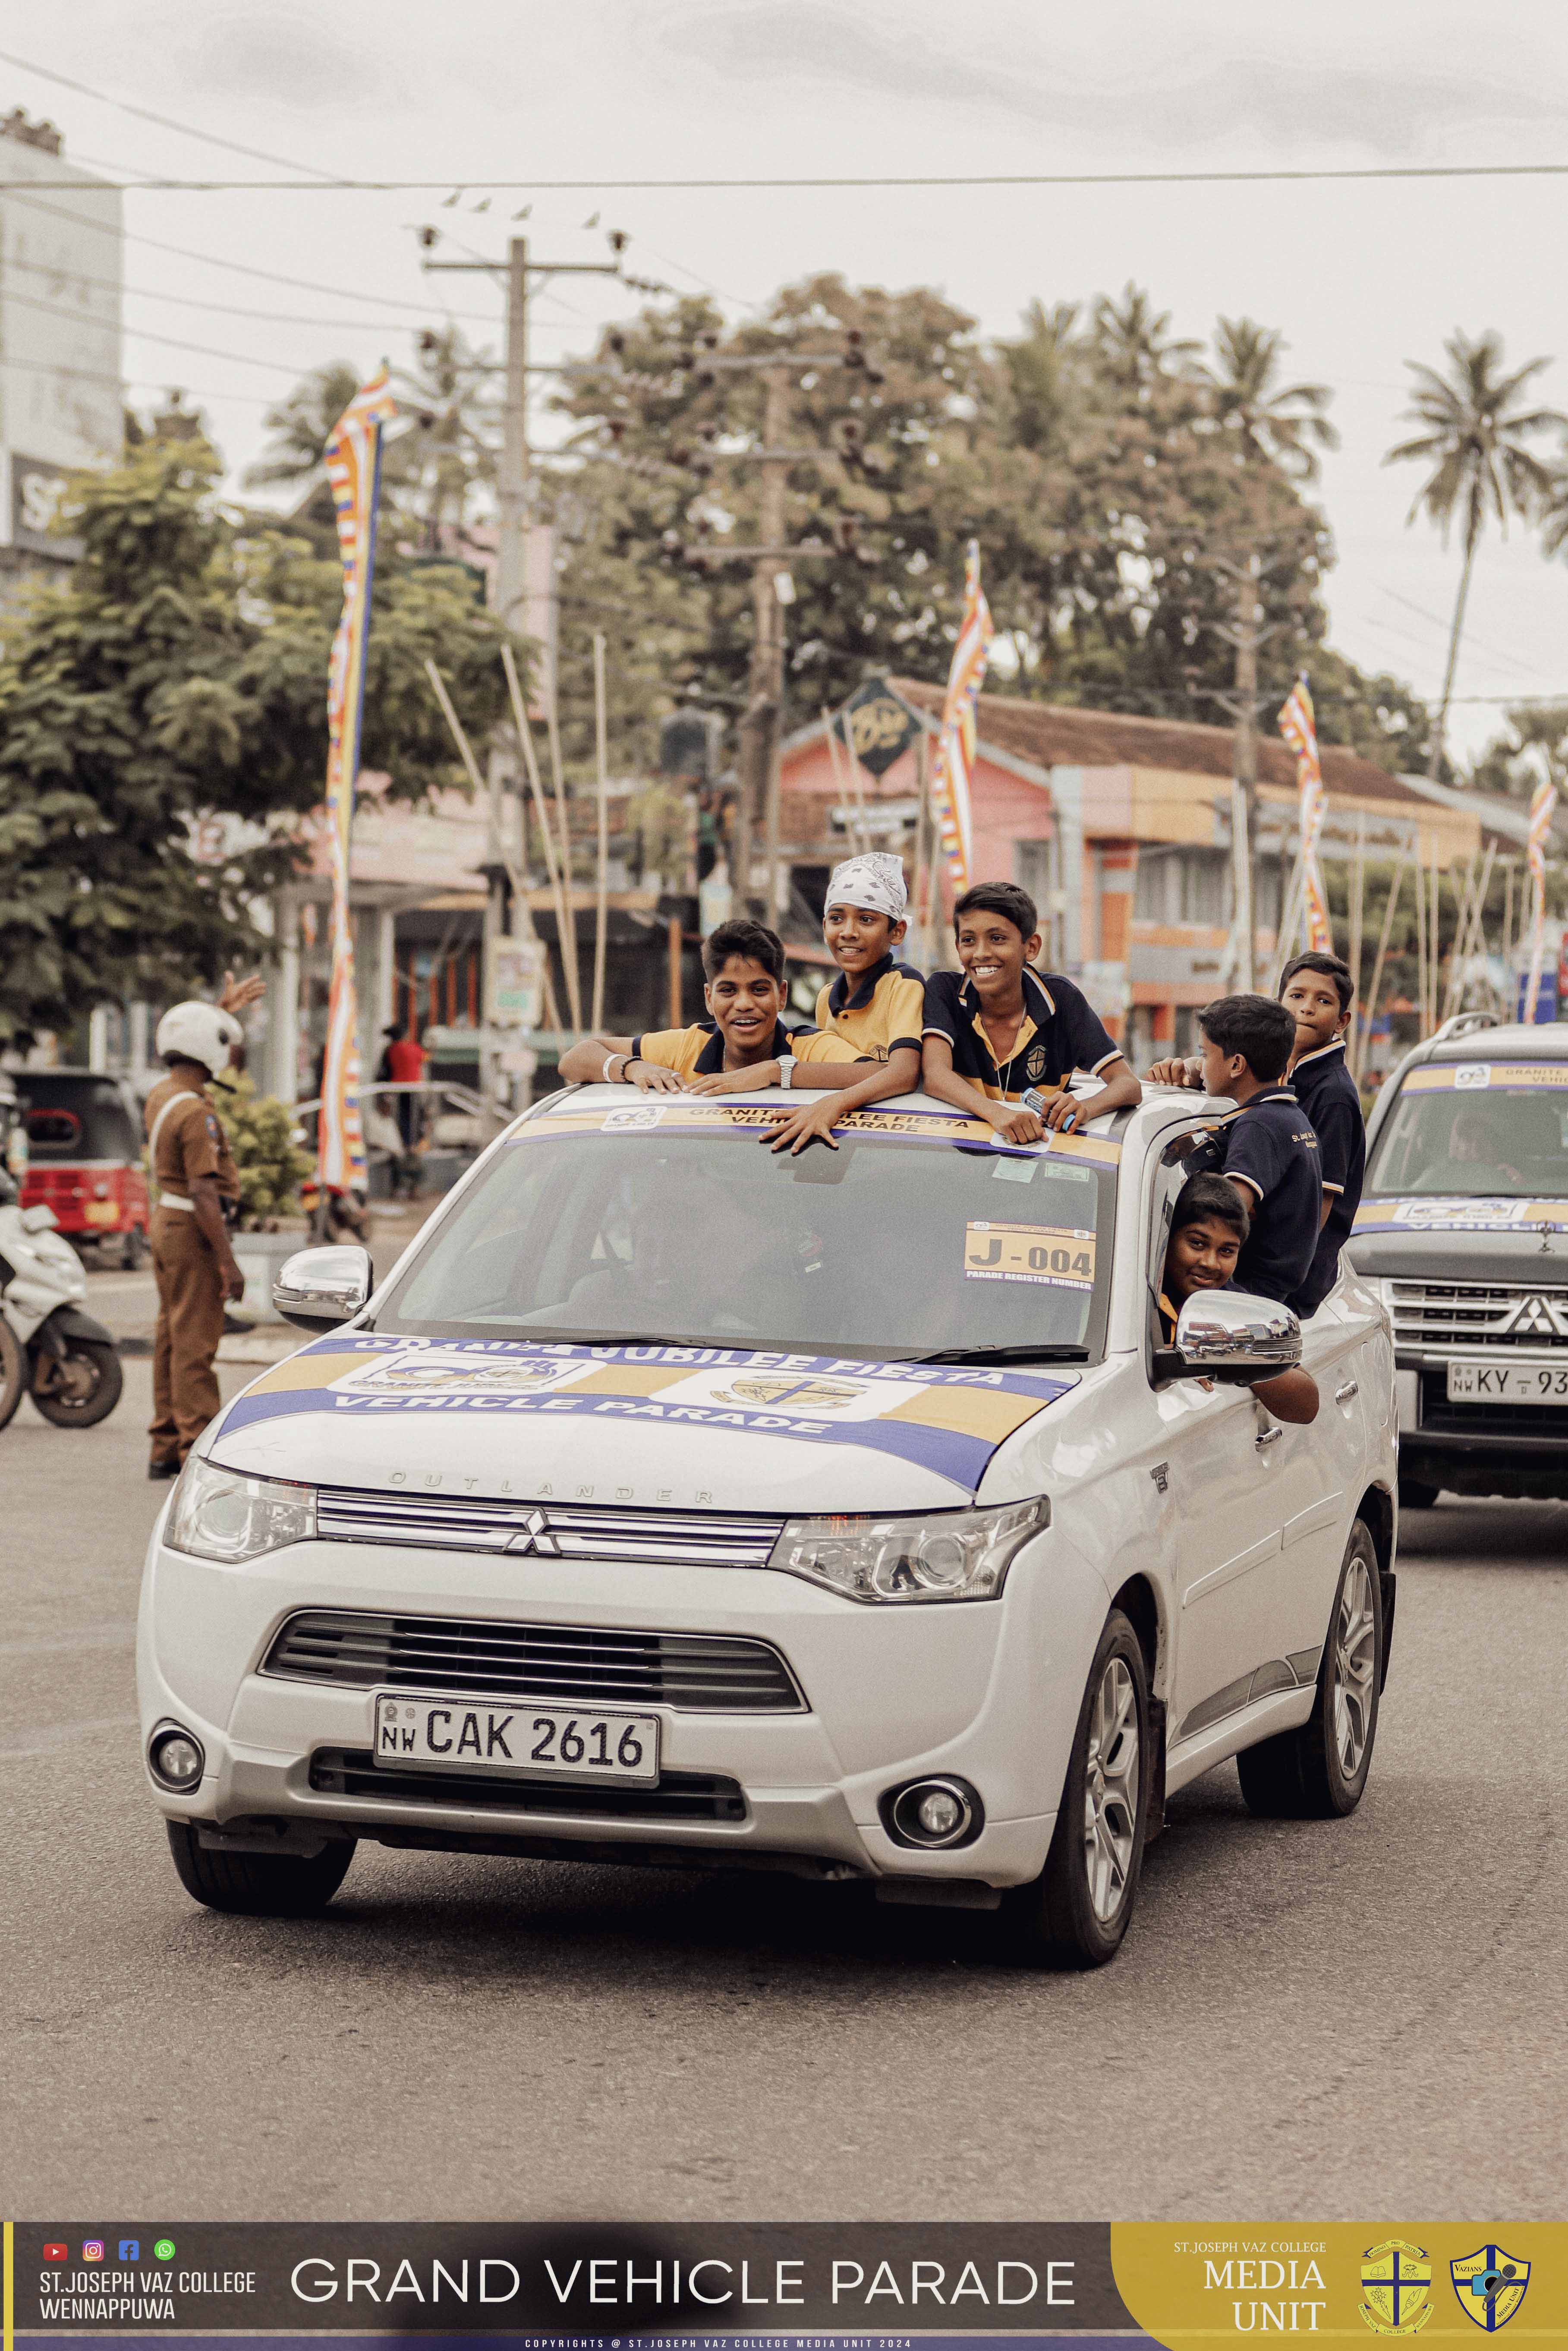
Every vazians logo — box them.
[1451,2246,1530,2332]
[1360,2240,1433,2335]
[711,1374,867,1412]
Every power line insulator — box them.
[608,228,628,254]
[417,225,438,249]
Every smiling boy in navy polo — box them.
[1278,951,1365,1317]
[1181,993,1322,1305]
[922,881,1142,1144]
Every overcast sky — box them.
[6,0,1568,763]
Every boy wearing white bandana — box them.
[767,851,926,1156]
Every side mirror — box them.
[273,1244,372,1333]
[1157,1289,1301,1385]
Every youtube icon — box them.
[42,2244,67,2263]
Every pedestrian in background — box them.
[144,990,252,1480]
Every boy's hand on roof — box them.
[762,1096,841,1156]
[1148,1056,1203,1087]
[986,1102,1045,1145]
[684,1060,778,1097]
[1037,1092,1083,1132]
[629,1060,687,1093]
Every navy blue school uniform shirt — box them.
[1288,1040,1365,1317]
[922,966,1122,1102]
[1185,1087,1322,1305]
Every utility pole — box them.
[1210,550,1280,995]
[669,340,876,914]
[422,231,626,1069]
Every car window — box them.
[1366,1065,1568,1199]
[377,1106,1118,1361]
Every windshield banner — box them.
[1355,1196,1568,1233]
[1401,1061,1568,1093]
[514,1097,1122,1167]
[217,1334,1077,1490]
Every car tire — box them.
[0,1319,25,1431]
[29,1338,123,1428]
[1000,1608,1151,1969]
[166,1823,356,1917]
[1398,1477,1439,1511]
[1236,1522,1383,1821]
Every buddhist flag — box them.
[1278,674,1331,953]
[929,541,994,891]
[317,366,397,1193]
[1524,773,1557,1022]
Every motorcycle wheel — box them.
[0,1320,25,1431]
[29,1337,124,1428]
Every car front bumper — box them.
[1396,1361,1568,1496]
[136,1520,1093,1894]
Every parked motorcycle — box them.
[0,1172,123,1429]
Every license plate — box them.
[1446,1360,1568,1405]
[83,1201,119,1227]
[372,1692,660,1784]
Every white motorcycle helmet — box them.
[155,1000,243,1078]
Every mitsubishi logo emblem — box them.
[1503,1294,1567,1339]
[506,1509,560,1557]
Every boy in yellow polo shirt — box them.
[560,919,870,1103]
[768,851,926,1155]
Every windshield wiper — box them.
[913,1343,1090,1365]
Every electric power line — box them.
[13,161,1568,193]
[0,42,339,179]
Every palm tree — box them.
[1206,317,1338,481]
[1385,329,1566,776]
[388,325,501,549]
[242,360,365,499]
[1001,299,1084,454]
[1089,282,1201,397]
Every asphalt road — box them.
[4,1325,1567,2222]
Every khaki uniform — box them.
[145,1075,241,1468]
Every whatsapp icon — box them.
[153,2241,175,2262]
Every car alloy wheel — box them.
[1332,1554,1377,1783]
[1083,1655,1140,1923]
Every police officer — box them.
[145,1001,246,1480]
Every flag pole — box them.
[592,633,611,1035]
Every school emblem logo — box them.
[358,1356,571,1396]
[1024,1044,1049,1082]
[1360,2241,1433,2335]
[712,1374,867,1412]
[1450,2247,1530,2331]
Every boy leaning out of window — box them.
[765,851,926,1155]
[1158,1173,1319,1424]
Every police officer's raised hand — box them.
[218,970,265,1017]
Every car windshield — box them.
[375,1100,1118,1362]
[1366,1064,1568,1199]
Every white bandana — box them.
[825,851,908,922]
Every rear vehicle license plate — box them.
[1446,1361,1568,1405]
[372,1692,660,1784]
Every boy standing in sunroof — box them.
[922,881,1142,1144]
[766,851,926,1155]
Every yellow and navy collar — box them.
[957,965,1058,1028]
[692,1016,797,1075]
[827,952,896,1017]
[1292,1040,1347,1074]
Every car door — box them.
[1140,1128,1299,1744]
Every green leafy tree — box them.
[1385,329,1565,776]
[1205,318,1338,482]
[211,1074,313,1228]
[0,438,508,1047]
[388,326,502,549]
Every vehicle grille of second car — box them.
[1389,1280,1568,1351]
[314,1485,784,1567]
[263,1610,807,1713]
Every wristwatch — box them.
[777,1053,797,1090]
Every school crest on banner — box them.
[1450,2246,1530,2332]
[1360,2241,1433,2335]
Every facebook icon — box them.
[119,2241,139,2261]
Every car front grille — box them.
[1390,1280,1568,1352]
[264,1609,806,1713]
[314,1485,784,1569]
[308,1748,747,1823]
[1418,1373,1568,1440]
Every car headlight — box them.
[768,1495,1048,1605]
[166,1456,316,1563]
